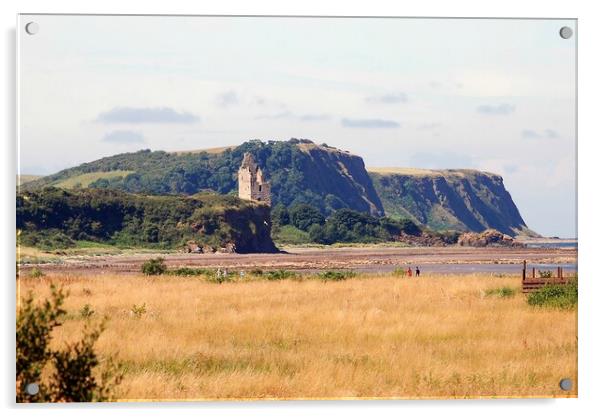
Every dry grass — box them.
[171,146,235,155]
[52,170,134,189]
[18,273,577,400]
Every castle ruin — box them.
[238,152,271,205]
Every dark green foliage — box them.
[16,285,121,402]
[141,258,167,275]
[49,321,120,402]
[317,270,356,281]
[166,267,214,277]
[17,188,277,253]
[265,270,297,280]
[307,208,421,245]
[79,304,95,319]
[19,230,75,250]
[527,279,578,309]
[289,204,325,231]
[24,139,385,216]
[271,203,290,227]
[485,287,517,298]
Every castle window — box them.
[258,185,262,192]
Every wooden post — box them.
[522,260,526,281]
[532,267,535,279]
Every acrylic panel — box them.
[16,14,577,402]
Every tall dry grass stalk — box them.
[18,273,577,400]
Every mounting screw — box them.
[559,26,573,40]
[559,378,573,391]
[25,383,39,396]
[25,22,39,35]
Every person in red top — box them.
[407,267,413,277]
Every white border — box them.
[3,1,600,416]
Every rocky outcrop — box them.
[457,229,525,247]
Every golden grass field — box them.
[18,273,577,400]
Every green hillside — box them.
[17,188,276,253]
[24,139,384,216]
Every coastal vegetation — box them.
[18,273,577,399]
[17,188,276,253]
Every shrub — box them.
[485,287,517,298]
[538,270,553,278]
[289,204,325,232]
[249,268,264,276]
[166,267,213,277]
[29,267,45,278]
[318,270,356,281]
[141,257,166,275]
[527,279,578,309]
[130,303,147,318]
[392,268,407,277]
[16,285,121,402]
[265,270,297,280]
[79,304,95,319]
[271,204,290,227]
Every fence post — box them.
[522,260,526,281]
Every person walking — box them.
[407,267,412,277]
[415,266,420,277]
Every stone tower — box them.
[238,152,271,205]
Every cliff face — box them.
[293,142,384,216]
[369,168,536,237]
[24,139,384,216]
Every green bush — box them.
[538,270,553,278]
[318,270,356,281]
[166,267,213,277]
[289,204,325,232]
[79,304,95,319]
[29,267,45,278]
[485,286,517,298]
[527,279,578,309]
[16,285,121,402]
[141,257,166,275]
[265,270,297,280]
[130,303,147,318]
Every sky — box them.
[18,15,577,237]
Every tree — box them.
[16,285,122,402]
[271,203,290,227]
[289,204,325,231]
